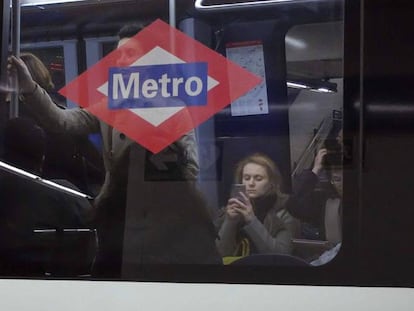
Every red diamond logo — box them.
[59,19,261,153]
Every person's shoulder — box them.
[272,195,298,221]
[275,192,290,207]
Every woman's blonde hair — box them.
[20,52,54,92]
[233,153,284,197]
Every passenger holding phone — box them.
[216,153,299,258]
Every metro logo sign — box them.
[108,62,208,109]
[59,19,261,153]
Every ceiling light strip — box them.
[195,0,319,11]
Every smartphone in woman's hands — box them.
[230,184,247,202]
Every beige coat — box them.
[25,84,199,207]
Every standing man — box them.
[8,23,220,277]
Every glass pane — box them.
[0,0,344,280]
[286,21,343,263]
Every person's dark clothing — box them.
[18,101,104,196]
[42,130,104,195]
[0,171,92,276]
[127,182,221,265]
[93,160,221,278]
[286,169,339,240]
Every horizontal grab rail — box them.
[194,0,323,12]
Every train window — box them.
[285,21,343,262]
[84,36,117,68]
[0,0,346,281]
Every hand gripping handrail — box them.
[291,116,333,178]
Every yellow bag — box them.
[222,238,250,265]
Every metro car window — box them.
[0,0,345,281]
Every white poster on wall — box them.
[226,41,269,116]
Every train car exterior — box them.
[0,0,413,309]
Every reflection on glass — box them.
[0,0,344,279]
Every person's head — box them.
[234,153,283,199]
[20,52,54,92]
[116,23,145,67]
[329,168,343,197]
[323,123,343,169]
[3,117,46,174]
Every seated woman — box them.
[216,153,299,259]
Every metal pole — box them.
[169,0,176,28]
[1,0,11,86]
[11,0,20,58]
[9,0,20,118]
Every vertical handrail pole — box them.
[168,0,176,58]
[169,0,176,28]
[9,0,20,118]
[1,0,11,86]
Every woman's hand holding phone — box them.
[225,200,243,222]
[227,184,255,224]
[230,184,247,202]
[232,192,255,224]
